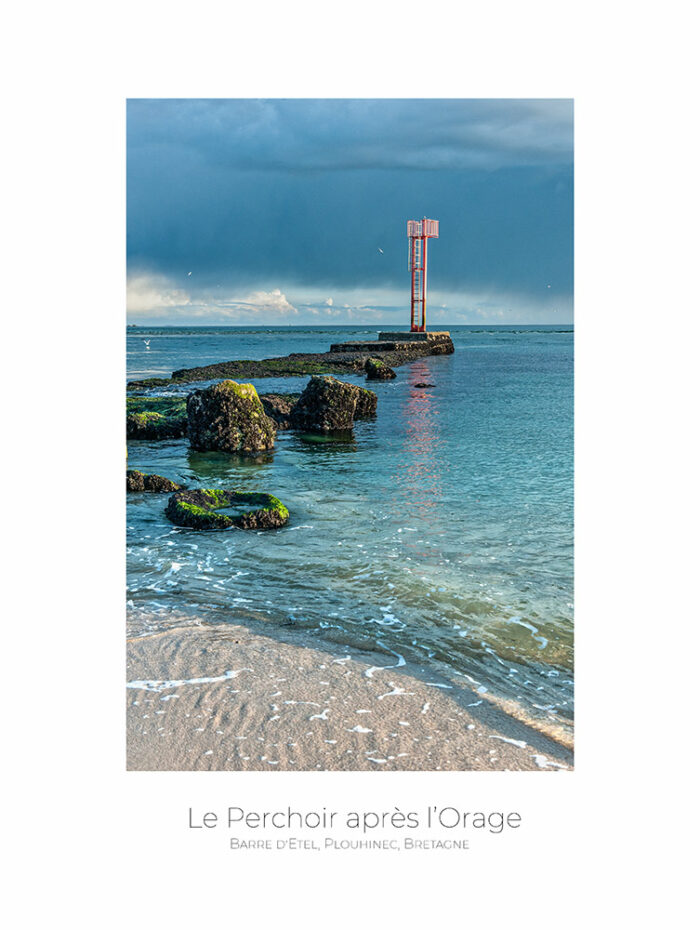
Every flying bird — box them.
[187,271,192,276]
[377,248,384,254]
[143,340,150,349]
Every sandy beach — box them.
[127,615,573,772]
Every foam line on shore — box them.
[127,667,254,692]
[126,618,573,771]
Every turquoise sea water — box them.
[126,325,573,735]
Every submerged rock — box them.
[127,470,183,493]
[187,381,276,453]
[289,375,360,432]
[165,488,289,531]
[365,357,396,380]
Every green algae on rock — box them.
[126,396,188,440]
[127,395,187,417]
[126,411,188,440]
[365,357,397,380]
[187,380,276,453]
[127,470,184,493]
[165,488,290,530]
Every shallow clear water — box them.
[126,325,573,733]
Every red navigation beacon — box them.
[407,218,439,332]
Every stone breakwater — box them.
[126,333,454,390]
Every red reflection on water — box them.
[392,361,445,526]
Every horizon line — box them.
[125,321,574,328]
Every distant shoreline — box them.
[127,323,574,330]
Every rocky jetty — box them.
[365,357,396,380]
[289,376,376,432]
[127,332,453,390]
[331,331,454,355]
[170,354,358,384]
[127,470,183,493]
[165,488,289,531]
[187,381,276,453]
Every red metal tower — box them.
[407,217,439,332]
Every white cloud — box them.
[127,273,191,313]
[220,288,298,319]
[127,276,299,322]
[126,275,571,325]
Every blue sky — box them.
[127,99,573,325]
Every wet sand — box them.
[127,617,573,771]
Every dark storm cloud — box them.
[127,99,572,301]
[128,98,572,171]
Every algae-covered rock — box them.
[289,376,377,431]
[259,393,301,430]
[127,395,187,418]
[165,488,289,531]
[127,377,182,391]
[365,357,396,380]
[186,381,276,453]
[126,411,188,440]
[127,470,183,493]
[289,375,361,432]
[354,386,378,419]
[126,396,188,440]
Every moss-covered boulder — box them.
[365,357,396,380]
[165,488,289,530]
[289,375,362,432]
[186,381,276,453]
[127,470,183,493]
[259,393,301,430]
[126,396,188,440]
